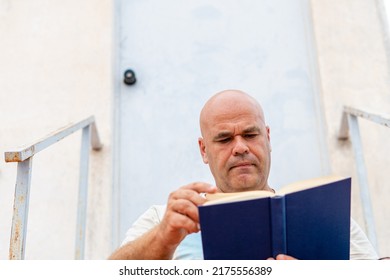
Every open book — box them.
[198,175,351,260]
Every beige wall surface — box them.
[0,0,389,260]
[0,0,113,259]
[311,0,390,258]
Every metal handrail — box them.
[338,106,390,250]
[4,116,102,260]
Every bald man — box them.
[109,90,378,260]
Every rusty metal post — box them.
[347,114,377,250]
[75,125,91,260]
[337,106,390,251]
[5,116,102,259]
[9,158,33,260]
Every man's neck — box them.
[216,184,274,193]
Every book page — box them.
[202,175,347,206]
[277,175,346,195]
[203,190,275,206]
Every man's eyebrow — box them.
[243,126,261,134]
[213,131,232,141]
[212,126,262,141]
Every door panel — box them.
[116,0,328,244]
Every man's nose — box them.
[232,137,249,155]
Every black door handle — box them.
[123,69,136,85]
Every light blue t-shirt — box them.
[174,232,203,260]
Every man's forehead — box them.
[199,90,266,135]
[209,122,264,135]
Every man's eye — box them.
[244,134,258,139]
[218,138,231,143]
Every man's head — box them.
[198,89,272,193]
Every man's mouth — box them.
[230,162,254,170]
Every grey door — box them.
[114,0,328,245]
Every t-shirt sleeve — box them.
[120,205,166,246]
[349,218,379,259]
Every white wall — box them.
[0,0,113,259]
[311,0,390,258]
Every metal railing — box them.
[338,106,390,250]
[4,116,102,260]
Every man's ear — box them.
[198,137,209,164]
[266,125,272,152]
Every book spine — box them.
[270,195,287,258]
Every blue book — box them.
[198,176,351,260]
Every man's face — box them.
[199,102,271,193]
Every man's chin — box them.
[228,179,259,192]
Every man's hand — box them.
[267,254,297,260]
[156,182,217,250]
[108,182,216,260]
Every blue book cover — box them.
[198,176,351,260]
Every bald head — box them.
[200,90,266,137]
[198,89,272,193]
